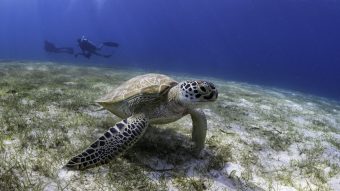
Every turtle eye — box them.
[200,86,206,92]
[208,82,216,90]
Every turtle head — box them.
[178,80,218,106]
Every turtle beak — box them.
[203,90,218,101]
[202,82,218,101]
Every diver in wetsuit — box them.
[44,40,74,54]
[74,36,119,59]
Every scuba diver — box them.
[44,40,74,54]
[74,36,119,59]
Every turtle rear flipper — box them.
[65,114,148,170]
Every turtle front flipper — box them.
[189,109,207,155]
[65,114,148,170]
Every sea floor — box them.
[0,61,339,191]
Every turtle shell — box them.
[97,73,178,104]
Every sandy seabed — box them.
[0,61,339,191]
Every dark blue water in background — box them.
[1,0,340,100]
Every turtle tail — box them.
[64,114,148,170]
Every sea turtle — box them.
[65,73,218,170]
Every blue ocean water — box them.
[0,0,339,100]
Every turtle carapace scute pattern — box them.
[65,73,218,170]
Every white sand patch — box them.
[283,100,304,112]
[47,105,59,116]
[81,106,113,118]
[259,105,271,111]
[323,115,339,129]
[203,108,214,118]
[25,66,35,71]
[290,116,310,126]
[290,103,304,112]
[37,65,49,71]
[227,123,249,138]
[57,168,77,181]
[33,104,61,119]
[43,182,58,191]
[54,88,64,95]
[306,102,315,107]
[239,98,254,108]
[21,98,35,105]
[147,171,163,181]
[209,169,236,190]
[328,175,340,191]
[93,82,111,90]
[258,143,306,172]
[322,146,340,165]
[3,139,19,145]
[324,167,332,176]
[265,90,286,99]
[66,126,91,146]
[296,128,325,139]
[330,132,340,140]
[248,111,260,121]
[167,184,180,191]
[35,111,46,119]
[204,110,225,130]
[223,162,244,177]
[63,81,77,86]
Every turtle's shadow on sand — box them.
[123,125,197,169]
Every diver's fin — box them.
[64,114,148,170]
[102,42,119,47]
